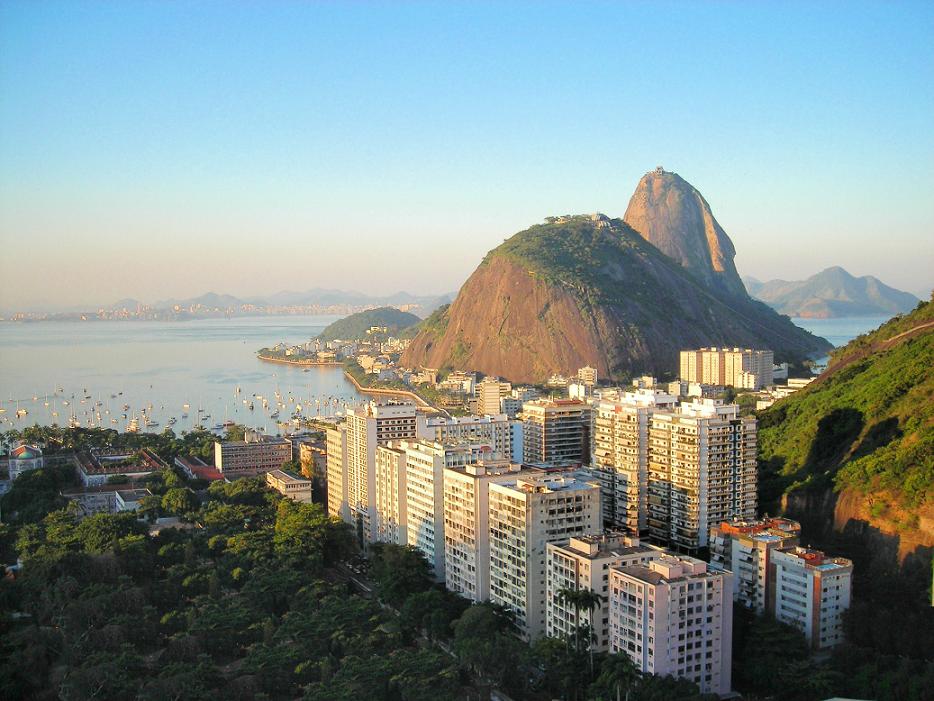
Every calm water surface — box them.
[0,316,365,434]
[791,315,891,349]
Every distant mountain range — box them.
[743,267,920,318]
[4,289,454,321]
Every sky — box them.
[1,1,932,311]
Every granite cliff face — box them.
[401,213,829,383]
[623,168,746,297]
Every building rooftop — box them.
[266,469,310,484]
[775,546,852,570]
[78,448,167,475]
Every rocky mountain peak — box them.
[623,168,746,297]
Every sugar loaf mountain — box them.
[402,168,831,382]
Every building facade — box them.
[609,555,732,696]
[266,469,313,503]
[488,471,602,640]
[709,517,801,612]
[679,347,774,390]
[345,401,419,542]
[545,533,666,651]
[590,390,677,534]
[326,424,349,521]
[522,399,591,465]
[443,462,533,602]
[419,413,514,459]
[647,400,757,551]
[214,435,292,478]
[770,546,852,650]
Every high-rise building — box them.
[522,399,592,465]
[647,400,757,551]
[679,347,774,389]
[770,546,852,650]
[443,462,535,601]
[609,554,732,696]
[326,424,349,521]
[374,443,408,545]
[401,439,495,580]
[345,401,419,542]
[709,517,801,612]
[590,390,677,533]
[477,377,512,415]
[488,471,602,640]
[545,533,666,651]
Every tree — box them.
[161,487,199,516]
[367,543,432,607]
[589,654,641,701]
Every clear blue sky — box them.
[1,1,932,310]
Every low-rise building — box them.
[77,448,167,487]
[770,546,852,650]
[174,456,225,482]
[214,434,292,478]
[9,443,44,480]
[609,554,732,697]
[266,469,313,503]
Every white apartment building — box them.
[545,533,666,651]
[374,443,408,545]
[522,399,592,465]
[647,400,757,551]
[488,471,602,640]
[326,424,349,521]
[419,413,515,459]
[443,462,536,602]
[609,555,732,697]
[708,517,801,613]
[477,377,512,416]
[771,546,852,650]
[679,347,774,390]
[345,401,419,542]
[402,440,495,580]
[591,390,677,534]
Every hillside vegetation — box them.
[317,307,420,342]
[758,297,934,523]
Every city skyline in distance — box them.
[1,2,932,310]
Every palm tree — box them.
[557,586,603,652]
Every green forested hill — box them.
[758,297,934,522]
[317,307,420,342]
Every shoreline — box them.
[256,353,342,368]
[342,370,443,413]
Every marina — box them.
[0,316,370,435]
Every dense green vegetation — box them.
[399,303,449,340]
[758,297,934,512]
[317,307,420,342]
[0,451,722,701]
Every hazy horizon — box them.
[2,1,933,311]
